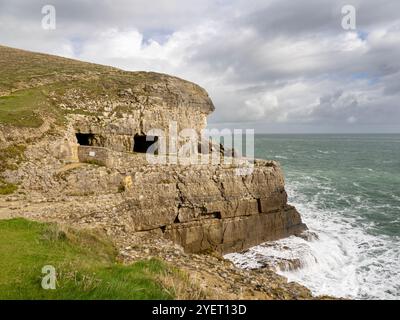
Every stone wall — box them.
[77,146,109,166]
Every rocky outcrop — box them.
[60,76,214,153]
[114,231,317,300]
[2,145,306,254]
[0,45,306,255]
[122,159,306,254]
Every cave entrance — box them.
[76,133,95,146]
[133,134,159,154]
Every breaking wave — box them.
[226,179,400,299]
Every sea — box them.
[225,134,400,300]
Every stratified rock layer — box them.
[2,148,306,254]
[117,159,306,254]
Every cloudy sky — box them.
[1,0,399,133]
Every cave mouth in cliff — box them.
[76,133,95,146]
[133,134,159,154]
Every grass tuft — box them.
[0,179,18,195]
[0,144,26,172]
[0,90,45,127]
[0,218,188,300]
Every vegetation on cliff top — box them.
[0,218,195,299]
[0,90,46,127]
[0,44,110,128]
[0,45,206,129]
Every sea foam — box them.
[225,180,400,299]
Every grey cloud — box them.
[383,72,400,96]
[0,0,399,132]
[308,91,359,123]
[0,0,224,32]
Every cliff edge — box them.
[0,45,307,255]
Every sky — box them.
[0,0,399,133]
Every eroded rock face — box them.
[58,75,214,153]
[0,51,306,254]
[161,163,306,254]
[3,141,306,254]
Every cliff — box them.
[0,45,306,255]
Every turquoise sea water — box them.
[227,134,400,299]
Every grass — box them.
[0,45,191,129]
[0,144,26,172]
[0,89,45,127]
[0,80,122,128]
[0,179,18,195]
[0,218,176,300]
[0,45,120,128]
[0,45,112,93]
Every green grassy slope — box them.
[0,218,173,300]
[0,45,116,128]
[0,45,113,92]
[0,89,47,127]
[0,45,187,128]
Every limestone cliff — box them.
[0,45,306,254]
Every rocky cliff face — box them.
[162,161,305,253]
[2,149,306,254]
[0,45,306,255]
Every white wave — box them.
[274,155,288,159]
[286,184,400,299]
[317,150,337,154]
[391,194,400,202]
[225,180,400,300]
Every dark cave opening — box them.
[76,133,95,146]
[133,134,159,153]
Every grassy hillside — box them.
[0,45,189,129]
[0,45,115,128]
[0,89,49,127]
[0,218,189,300]
[0,45,113,93]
